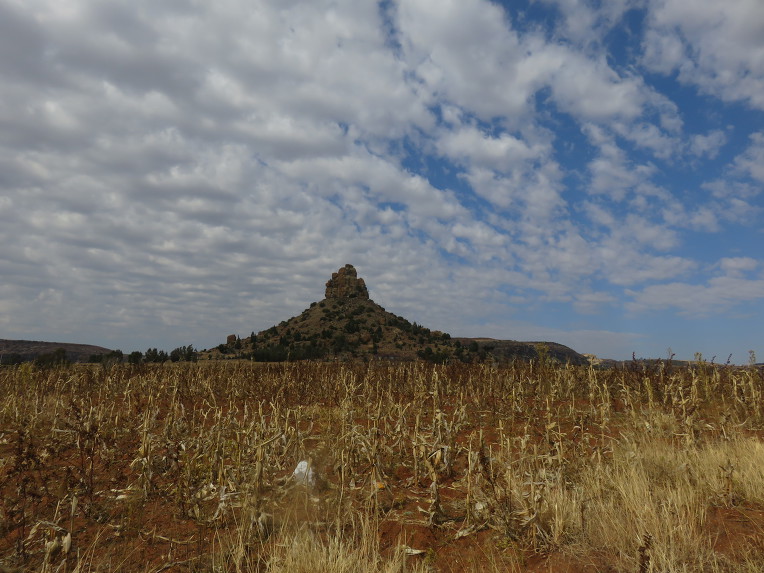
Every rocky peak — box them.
[325,264,369,300]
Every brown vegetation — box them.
[1,359,764,572]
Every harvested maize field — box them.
[2,360,764,572]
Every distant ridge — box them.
[212,264,589,365]
[453,338,589,366]
[0,339,114,363]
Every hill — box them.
[210,264,588,365]
[453,338,589,365]
[0,339,114,364]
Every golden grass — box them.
[0,360,763,571]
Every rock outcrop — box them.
[212,263,590,364]
[325,264,369,300]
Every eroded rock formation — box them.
[325,264,369,300]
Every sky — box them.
[1,0,763,362]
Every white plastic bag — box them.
[292,460,315,486]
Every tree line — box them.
[0,345,198,367]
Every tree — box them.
[144,348,169,363]
[35,348,70,368]
[0,353,23,366]
[102,350,124,366]
[128,351,143,365]
[332,334,348,353]
[170,345,197,362]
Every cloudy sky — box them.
[2,0,763,361]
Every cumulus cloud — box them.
[627,254,764,316]
[627,274,764,316]
[689,129,727,159]
[0,0,761,359]
[733,132,764,183]
[719,257,759,277]
[539,0,643,46]
[642,0,764,109]
[584,135,656,200]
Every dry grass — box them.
[1,359,763,572]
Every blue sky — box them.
[1,0,762,361]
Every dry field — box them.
[1,359,764,572]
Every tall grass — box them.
[0,360,762,571]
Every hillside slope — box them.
[211,264,588,365]
[0,339,114,363]
[453,338,589,365]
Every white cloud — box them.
[539,0,643,46]
[276,150,466,222]
[642,0,764,109]
[689,129,727,159]
[398,0,661,127]
[582,127,657,200]
[548,50,645,121]
[733,132,764,183]
[660,199,721,233]
[0,0,760,359]
[573,290,617,314]
[627,254,764,315]
[694,133,764,225]
[640,27,687,75]
[627,274,764,316]
[703,180,760,201]
[575,207,696,286]
[719,257,759,277]
[398,0,533,121]
[623,214,679,250]
[437,125,547,170]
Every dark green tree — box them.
[35,348,70,368]
[170,345,197,362]
[0,353,23,366]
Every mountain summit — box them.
[217,264,455,361]
[325,264,369,300]
[213,264,587,364]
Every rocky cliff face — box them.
[325,264,369,300]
